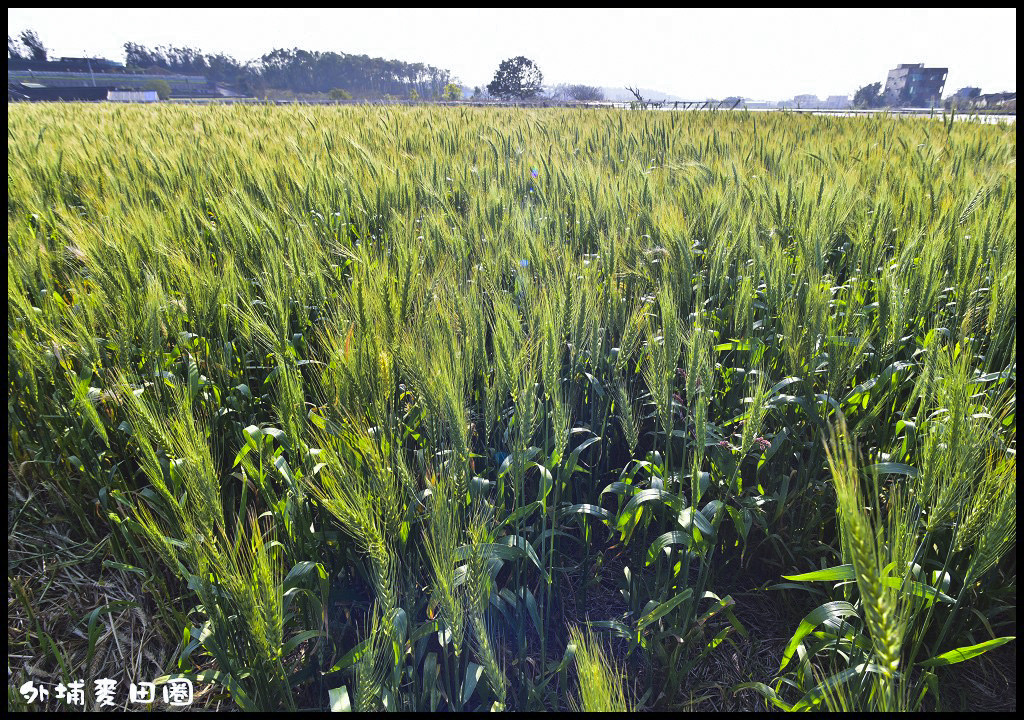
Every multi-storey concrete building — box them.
[948,87,981,105]
[884,64,947,107]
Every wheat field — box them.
[8,104,1016,711]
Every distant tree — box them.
[124,42,161,69]
[472,86,482,99]
[408,88,419,101]
[144,78,172,100]
[329,88,352,100]
[442,82,462,101]
[203,52,248,86]
[18,29,47,61]
[8,34,26,60]
[486,56,543,100]
[566,84,604,102]
[625,85,650,109]
[853,82,884,109]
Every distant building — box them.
[884,64,947,107]
[215,84,246,98]
[954,87,981,99]
[824,95,851,109]
[8,69,211,95]
[973,92,1015,111]
[9,53,212,97]
[8,83,108,101]
[107,89,159,102]
[948,87,981,104]
[9,83,161,102]
[792,94,821,107]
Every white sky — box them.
[7,8,1017,99]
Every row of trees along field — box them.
[10,28,599,101]
[125,45,586,101]
[123,43,456,98]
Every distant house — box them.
[8,83,107,101]
[950,87,982,102]
[944,87,981,110]
[216,84,246,97]
[973,92,1016,112]
[824,95,851,109]
[107,89,160,102]
[9,83,161,102]
[792,94,821,108]
[884,64,947,107]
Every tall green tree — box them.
[486,56,543,100]
[853,81,884,109]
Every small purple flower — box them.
[717,440,732,449]
[672,393,686,419]
[520,259,529,268]
[754,436,772,452]
[531,167,539,179]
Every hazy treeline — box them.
[122,41,456,97]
